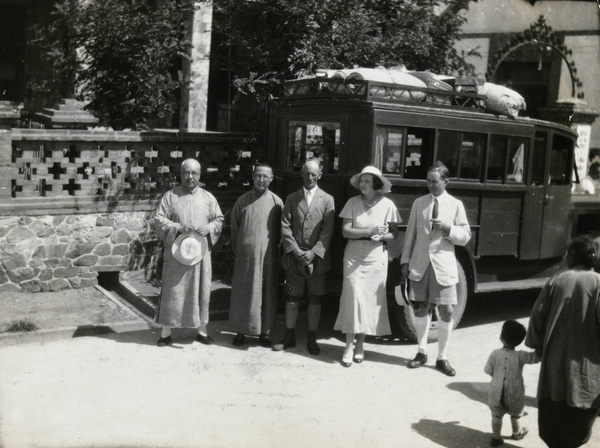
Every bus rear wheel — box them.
[394,262,468,343]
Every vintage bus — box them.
[266,75,579,341]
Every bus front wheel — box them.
[395,262,468,343]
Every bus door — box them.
[521,131,572,260]
[539,133,573,258]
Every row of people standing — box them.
[152,158,471,376]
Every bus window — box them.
[507,138,527,183]
[487,136,508,182]
[287,121,341,173]
[404,127,435,179]
[377,127,405,175]
[549,134,573,186]
[532,132,547,186]
[437,131,460,177]
[438,131,485,180]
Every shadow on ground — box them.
[447,381,538,409]
[412,418,522,448]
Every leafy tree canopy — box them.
[213,0,478,102]
[77,0,195,130]
[27,0,195,130]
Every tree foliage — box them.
[77,0,195,130]
[26,0,195,130]
[213,0,478,101]
[25,0,80,110]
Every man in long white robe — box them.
[154,159,224,346]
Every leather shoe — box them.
[307,331,320,355]
[157,335,171,347]
[259,334,272,348]
[407,352,428,368]
[435,359,456,376]
[232,333,245,346]
[196,334,214,345]
[272,329,296,351]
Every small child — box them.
[484,320,539,446]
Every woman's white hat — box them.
[350,166,392,194]
[172,232,208,266]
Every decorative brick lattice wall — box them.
[0,129,264,292]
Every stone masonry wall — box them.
[0,211,158,293]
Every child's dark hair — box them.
[501,320,526,348]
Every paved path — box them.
[1,301,599,448]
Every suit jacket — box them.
[400,192,471,286]
[281,186,335,274]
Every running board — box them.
[475,278,549,293]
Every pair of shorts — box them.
[284,271,326,297]
[409,265,457,305]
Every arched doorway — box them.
[486,15,583,119]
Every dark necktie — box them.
[432,198,439,220]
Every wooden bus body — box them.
[266,77,577,339]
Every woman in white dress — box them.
[334,166,401,367]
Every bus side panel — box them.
[520,186,544,260]
[387,187,428,259]
[540,184,571,259]
[478,191,522,256]
[454,190,480,257]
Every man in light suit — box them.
[400,161,471,376]
[273,160,335,355]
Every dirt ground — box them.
[0,270,157,334]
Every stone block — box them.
[0,243,18,255]
[53,267,80,278]
[47,243,69,258]
[98,255,124,266]
[48,278,70,291]
[66,242,96,258]
[53,216,66,226]
[32,245,47,259]
[7,267,35,283]
[0,226,11,238]
[18,216,33,226]
[30,221,55,238]
[1,252,27,270]
[93,243,111,256]
[38,269,52,281]
[21,279,43,293]
[28,258,45,268]
[69,277,98,289]
[112,244,130,256]
[96,216,115,227]
[111,229,133,244]
[74,254,99,266]
[6,226,36,244]
[56,224,75,237]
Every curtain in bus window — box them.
[507,138,527,183]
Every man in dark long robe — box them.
[154,159,224,346]
[228,163,283,347]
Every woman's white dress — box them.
[334,195,401,335]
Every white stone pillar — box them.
[179,1,213,132]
